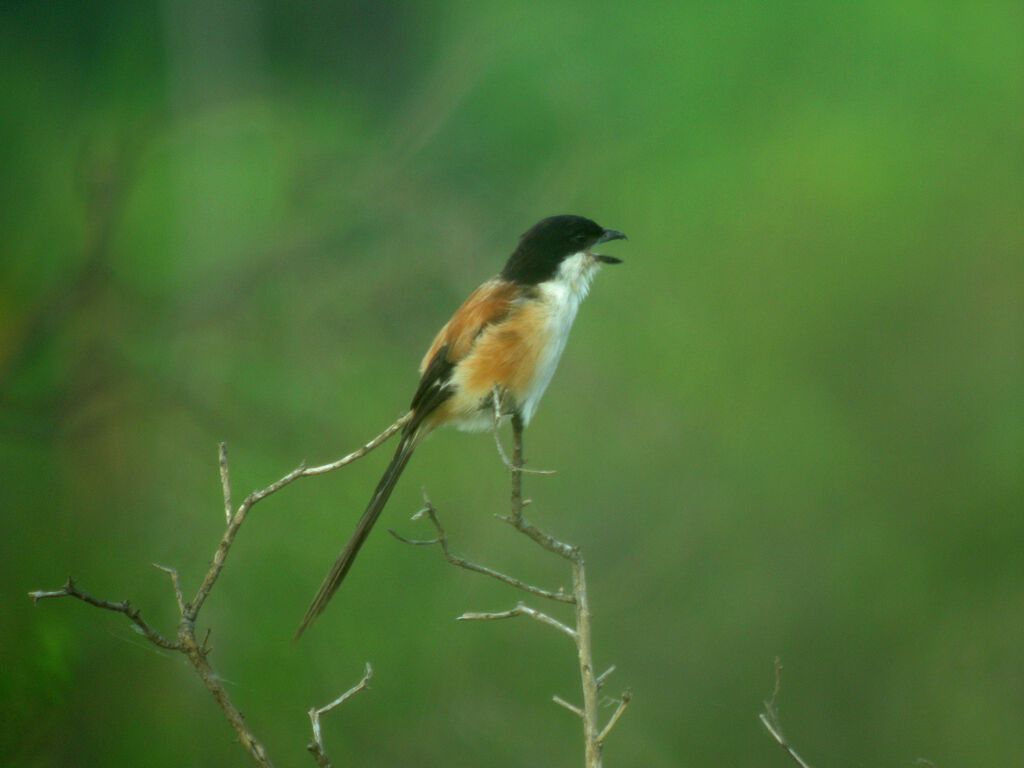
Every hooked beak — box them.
[593,228,626,264]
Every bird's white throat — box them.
[518,252,601,423]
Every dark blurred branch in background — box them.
[0,127,145,391]
[392,415,630,768]
[28,420,408,766]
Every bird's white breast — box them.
[517,252,598,424]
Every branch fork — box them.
[29,417,410,767]
[394,413,629,767]
[307,663,374,768]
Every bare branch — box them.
[760,714,813,768]
[28,577,179,650]
[570,555,601,767]
[153,563,184,614]
[302,411,412,476]
[390,496,574,603]
[185,489,257,621]
[596,665,616,688]
[553,694,584,718]
[180,629,273,767]
[308,663,374,768]
[413,413,626,768]
[497,510,579,561]
[28,418,408,767]
[507,412,526,523]
[760,658,813,768]
[219,442,233,525]
[491,385,555,475]
[498,421,578,558]
[457,602,577,640]
[31,573,271,763]
[596,690,632,746]
[186,415,411,622]
[490,384,515,468]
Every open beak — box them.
[593,228,626,264]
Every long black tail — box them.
[295,434,416,639]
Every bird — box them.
[295,214,626,638]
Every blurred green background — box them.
[3,1,1022,766]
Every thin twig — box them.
[219,442,233,525]
[512,415,625,765]
[596,690,632,746]
[29,577,272,766]
[571,553,601,767]
[457,602,577,640]
[407,412,625,768]
[498,421,577,558]
[29,419,407,768]
[498,511,580,561]
[302,412,412,476]
[596,665,616,688]
[389,496,574,603]
[308,663,374,768]
[187,415,411,622]
[153,563,184,614]
[28,577,179,650]
[760,658,813,768]
[509,412,525,521]
[553,694,584,718]
[490,385,554,475]
[181,629,272,767]
[760,714,813,768]
[185,485,263,621]
[490,384,514,467]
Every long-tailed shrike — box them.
[296,214,626,637]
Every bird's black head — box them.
[499,215,626,285]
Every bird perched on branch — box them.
[296,214,626,638]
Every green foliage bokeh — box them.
[3,2,1022,766]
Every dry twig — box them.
[28,417,409,767]
[29,576,178,651]
[394,413,628,768]
[759,657,813,768]
[489,385,556,475]
[307,663,374,768]
[388,495,573,603]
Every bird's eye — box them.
[571,233,587,244]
